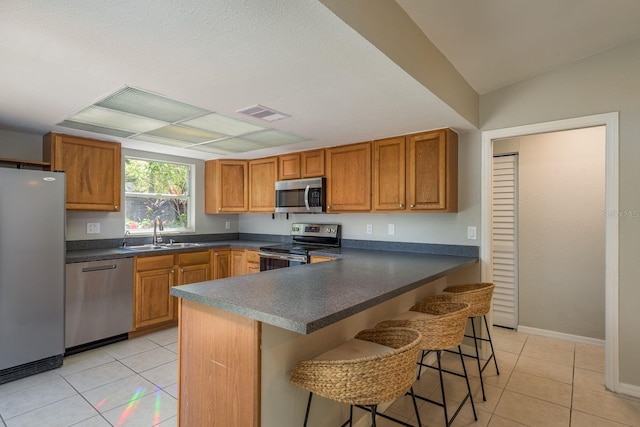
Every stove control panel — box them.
[290,223,340,238]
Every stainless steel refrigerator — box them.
[0,167,66,384]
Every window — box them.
[124,157,194,234]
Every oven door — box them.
[259,252,308,271]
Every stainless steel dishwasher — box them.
[65,258,133,352]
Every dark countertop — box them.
[171,248,477,334]
[66,240,268,263]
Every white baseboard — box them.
[517,325,605,347]
[619,382,640,399]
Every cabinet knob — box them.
[180,269,184,273]
[114,205,118,210]
[410,204,415,208]
[171,270,175,274]
[218,207,222,211]
[327,205,331,209]
[400,204,403,208]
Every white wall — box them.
[480,38,640,387]
[495,127,605,339]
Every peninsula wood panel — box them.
[373,136,406,211]
[178,300,261,427]
[249,156,277,212]
[326,142,371,211]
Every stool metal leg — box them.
[436,351,449,425]
[484,315,500,375]
[470,317,487,401]
[304,392,313,427]
[457,345,477,421]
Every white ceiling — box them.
[1,0,639,161]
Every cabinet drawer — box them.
[135,254,175,271]
[177,251,210,266]
[246,250,260,263]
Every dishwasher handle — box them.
[81,264,118,273]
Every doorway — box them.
[481,112,619,392]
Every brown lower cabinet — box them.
[133,251,209,332]
[132,247,262,336]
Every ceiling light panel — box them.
[207,138,266,153]
[56,120,136,138]
[67,105,166,133]
[146,125,225,144]
[131,133,195,147]
[97,87,208,123]
[182,113,266,136]
[243,129,307,146]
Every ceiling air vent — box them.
[236,104,290,122]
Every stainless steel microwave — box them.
[275,177,325,213]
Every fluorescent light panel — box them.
[58,87,307,155]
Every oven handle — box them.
[258,252,308,263]
[304,184,310,210]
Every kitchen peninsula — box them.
[171,247,478,426]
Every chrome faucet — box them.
[153,217,163,245]
[122,230,130,247]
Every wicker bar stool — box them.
[290,327,423,427]
[376,302,476,427]
[441,282,499,401]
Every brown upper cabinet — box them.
[406,128,458,212]
[205,160,248,213]
[249,157,278,212]
[43,133,121,211]
[277,149,325,180]
[301,149,325,178]
[278,153,301,180]
[372,136,406,211]
[326,142,371,212]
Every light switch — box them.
[225,221,231,230]
[467,226,477,240]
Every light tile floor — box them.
[1,326,640,426]
[377,327,640,426]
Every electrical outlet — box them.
[366,224,373,235]
[387,224,395,235]
[225,221,231,230]
[86,222,101,234]
[467,226,477,240]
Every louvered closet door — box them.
[492,154,518,328]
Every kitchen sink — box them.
[125,242,204,251]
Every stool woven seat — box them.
[441,282,500,401]
[290,327,422,426]
[377,302,476,427]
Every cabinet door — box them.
[205,160,248,213]
[211,250,231,280]
[246,250,260,274]
[231,249,246,277]
[278,153,301,180]
[407,129,458,212]
[134,267,175,329]
[301,149,325,178]
[43,133,121,211]
[326,143,371,212]
[249,157,278,212]
[373,136,406,211]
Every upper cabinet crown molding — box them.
[42,132,121,211]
